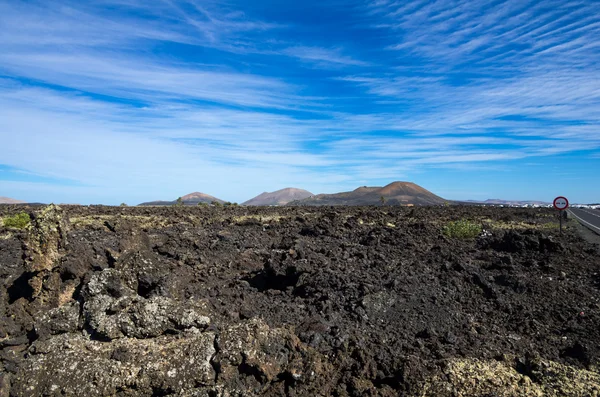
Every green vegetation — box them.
[442,219,481,239]
[175,197,183,206]
[211,200,223,207]
[3,212,31,229]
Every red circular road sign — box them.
[553,196,569,210]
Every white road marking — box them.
[580,209,600,218]
[568,210,600,234]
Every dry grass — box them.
[0,231,14,240]
[421,357,600,397]
[480,218,561,231]
[69,215,172,229]
[231,214,286,224]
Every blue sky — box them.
[0,0,599,204]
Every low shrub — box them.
[3,212,31,229]
[443,219,481,239]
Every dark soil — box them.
[0,204,599,396]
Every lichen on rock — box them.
[26,204,69,273]
[11,332,217,396]
[421,357,600,397]
[83,268,211,340]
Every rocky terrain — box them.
[0,204,599,396]
[290,182,446,206]
[243,188,314,206]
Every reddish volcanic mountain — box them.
[243,188,313,206]
[180,192,225,204]
[0,196,25,204]
[290,181,446,206]
[139,192,225,206]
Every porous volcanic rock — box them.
[0,204,599,396]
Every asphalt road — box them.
[568,208,600,234]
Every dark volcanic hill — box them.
[139,192,225,206]
[0,196,25,204]
[290,181,446,206]
[243,188,313,206]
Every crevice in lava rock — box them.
[243,266,301,292]
[59,267,77,282]
[238,361,265,383]
[72,280,85,303]
[83,321,113,342]
[26,328,38,344]
[137,278,159,298]
[373,374,403,390]
[210,335,222,383]
[105,249,117,268]
[150,386,171,397]
[275,371,297,394]
[103,220,117,233]
[515,354,542,383]
[7,271,37,304]
[561,342,591,367]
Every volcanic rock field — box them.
[0,204,599,396]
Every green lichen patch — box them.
[2,212,31,229]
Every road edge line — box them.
[568,210,600,235]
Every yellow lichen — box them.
[421,358,600,397]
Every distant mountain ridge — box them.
[137,182,446,207]
[243,188,313,206]
[0,196,25,204]
[139,192,225,206]
[289,182,446,206]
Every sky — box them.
[0,0,599,205]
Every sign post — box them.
[553,196,569,234]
